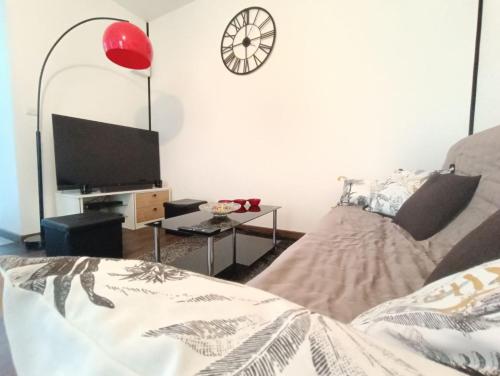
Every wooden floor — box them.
[0,227,182,260]
[122,226,182,260]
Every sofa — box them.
[249,124,500,322]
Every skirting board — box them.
[0,228,22,243]
[239,225,304,241]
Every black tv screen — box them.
[52,114,160,190]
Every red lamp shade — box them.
[103,22,153,70]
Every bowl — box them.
[233,199,247,207]
[199,202,240,217]
[248,198,261,207]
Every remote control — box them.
[177,226,221,236]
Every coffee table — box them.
[149,205,280,276]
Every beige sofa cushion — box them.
[430,125,500,250]
[249,207,444,322]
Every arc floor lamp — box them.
[24,17,153,249]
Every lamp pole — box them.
[24,17,154,249]
[468,0,483,136]
[146,21,152,131]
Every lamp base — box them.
[23,234,45,251]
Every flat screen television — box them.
[52,114,160,191]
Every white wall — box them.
[3,0,149,235]
[0,0,22,235]
[474,0,500,133]
[151,0,477,232]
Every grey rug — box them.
[139,232,295,284]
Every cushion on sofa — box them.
[338,177,372,207]
[367,169,443,217]
[339,168,452,217]
[0,256,463,376]
[431,125,500,249]
[393,173,481,240]
[424,209,500,285]
[352,258,500,375]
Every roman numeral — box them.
[260,30,275,40]
[224,52,236,66]
[259,16,271,29]
[253,54,262,66]
[231,58,241,73]
[224,31,235,39]
[222,45,233,54]
[242,9,250,26]
[259,44,272,54]
[253,9,260,25]
[243,59,250,73]
[231,16,242,30]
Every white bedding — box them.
[0,256,462,376]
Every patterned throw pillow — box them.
[352,258,500,375]
[339,169,453,217]
[338,177,372,208]
[367,169,439,217]
[0,256,462,376]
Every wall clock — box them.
[220,7,276,75]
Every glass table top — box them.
[151,205,280,235]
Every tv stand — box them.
[55,187,171,230]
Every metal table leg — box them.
[207,236,215,276]
[272,209,278,248]
[153,225,161,263]
[232,228,237,264]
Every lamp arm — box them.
[35,17,127,225]
[36,17,128,132]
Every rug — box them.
[139,232,295,284]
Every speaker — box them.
[154,179,163,188]
[80,184,92,194]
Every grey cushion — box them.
[393,173,480,241]
[425,209,500,285]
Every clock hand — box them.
[232,40,256,48]
[233,36,262,48]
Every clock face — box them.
[221,7,276,75]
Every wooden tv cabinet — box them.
[55,187,171,230]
